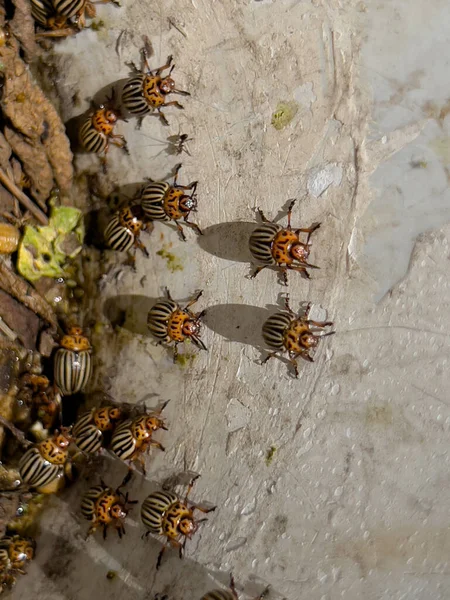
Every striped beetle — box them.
[110,402,168,473]
[122,51,189,126]
[141,475,216,569]
[73,405,123,454]
[147,289,207,361]
[262,296,334,377]
[54,326,92,396]
[249,199,320,285]
[31,0,119,39]
[104,204,153,263]
[79,104,128,171]
[0,535,35,594]
[141,163,201,241]
[200,575,269,600]
[81,472,137,539]
[18,429,73,494]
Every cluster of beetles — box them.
[0,0,336,597]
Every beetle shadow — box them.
[203,303,275,353]
[197,222,255,264]
[103,294,160,337]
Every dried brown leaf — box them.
[10,0,38,63]
[0,36,73,205]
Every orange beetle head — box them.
[160,77,176,94]
[67,326,83,336]
[179,194,197,213]
[110,503,127,520]
[54,429,71,448]
[104,108,119,124]
[108,407,122,421]
[300,332,318,350]
[145,415,166,432]
[178,516,196,537]
[182,319,201,338]
[290,243,310,263]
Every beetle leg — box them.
[283,294,295,315]
[103,525,108,540]
[306,319,334,329]
[287,265,309,280]
[184,217,202,236]
[173,88,190,96]
[229,575,238,600]
[86,522,97,539]
[36,28,79,39]
[294,260,320,269]
[286,198,297,230]
[157,109,170,126]
[191,335,207,352]
[133,454,146,476]
[192,504,216,515]
[295,222,321,241]
[185,289,203,309]
[117,470,133,491]
[174,221,187,242]
[110,135,129,154]
[288,355,300,378]
[249,265,267,279]
[156,543,167,570]
[261,351,279,366]
[256,207,269,222]
[125,60,141,75]
[134,237,149,258]
[155,55,174,76]
[173,343,179,363]
[298,350,314,364]
[255,586,271,600]
[175,180,198,191]
[282,268,289,286]
[150,440,165,452]
[183,474,201,504]
[163,100,185,109]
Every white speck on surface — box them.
[307,164,343,197]
[293,82,317,107]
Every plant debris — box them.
[17,206,84,283]
[265,445,277,466]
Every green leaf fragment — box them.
[271,101,299,130]
[17,206,85,283]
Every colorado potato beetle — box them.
[54,326,92,396]
[81,473,137,539]
[73,405,123,454]
[141,163,202,241]
[200,575,269,600]
[104,204,153,262]
[79,104,128,169]
[110,402,168,473]
[122,52,189,126]
[147,289,207,361]
[141,475,216,569]
[262,296,334,377]
[249,199,320,285]
[31,0,119,38]
[18,429,73,494]
[0,535,35,594]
